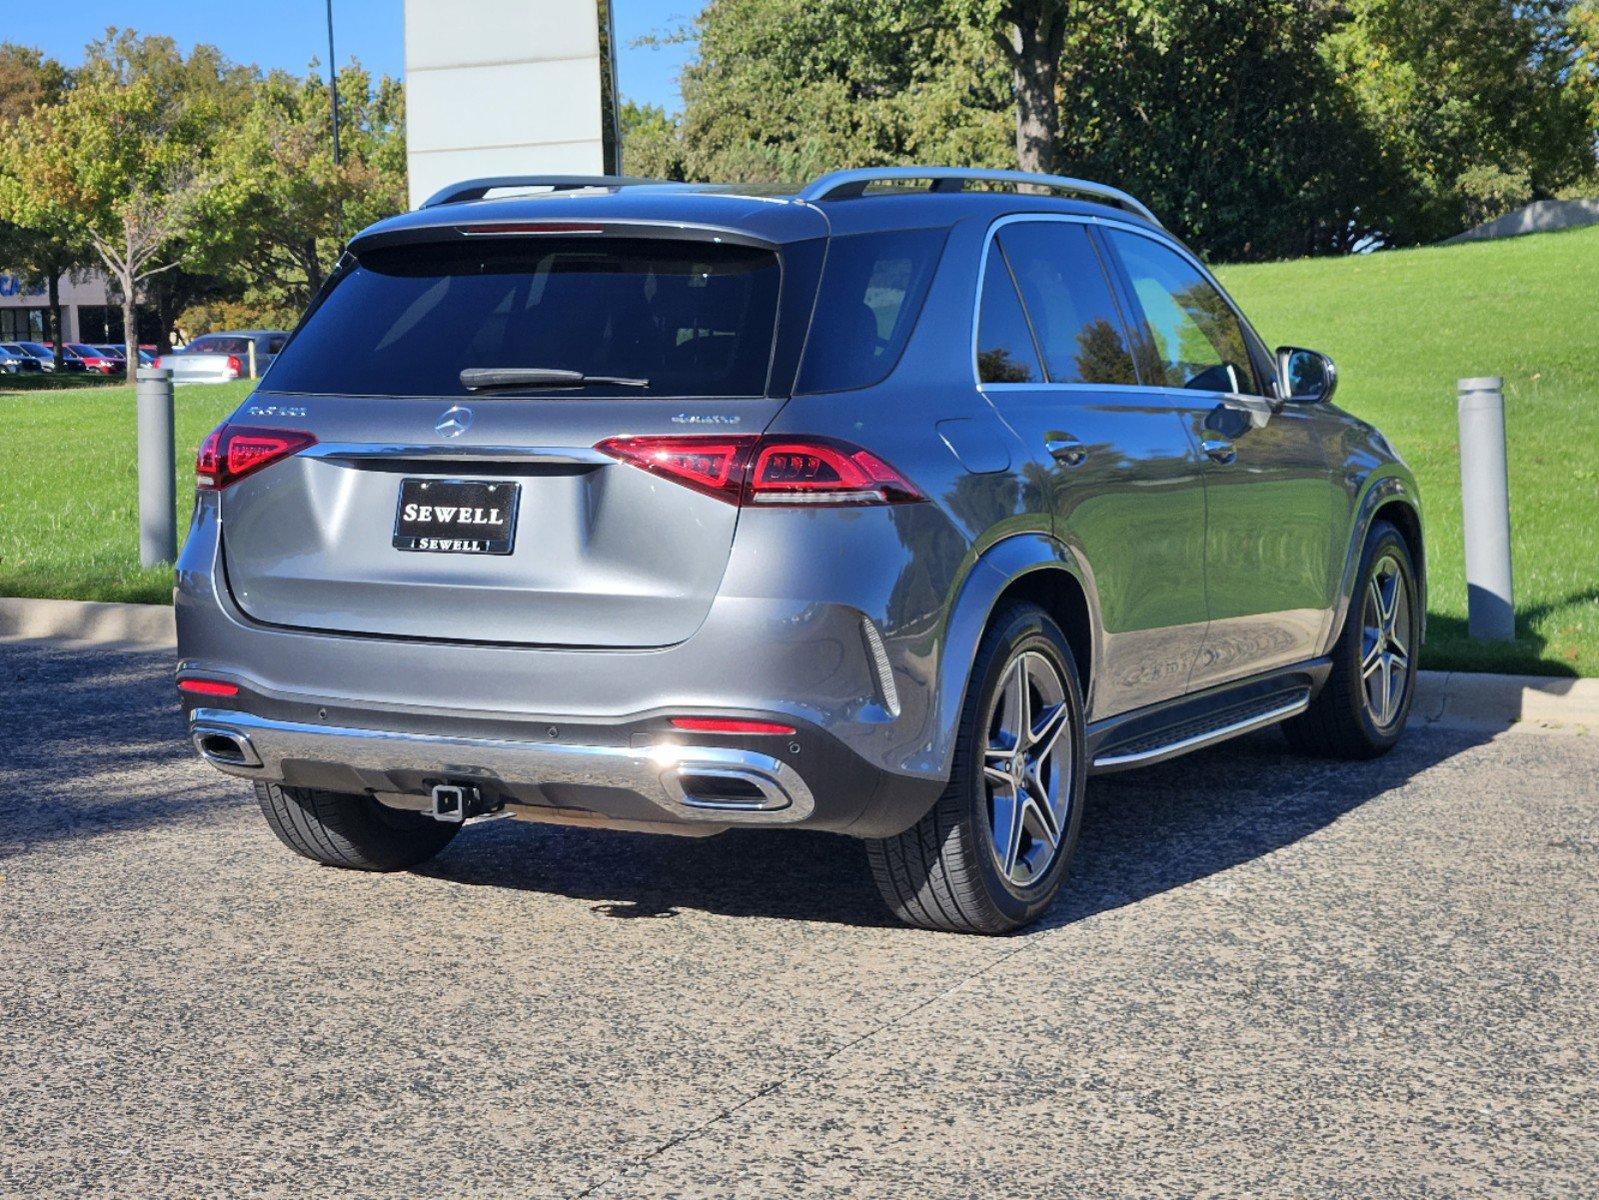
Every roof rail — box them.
[797,167,1161,226]
[419,175,661,209]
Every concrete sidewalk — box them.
[5,594,1595,736]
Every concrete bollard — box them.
[1457,376,1515,641]
[136,367,176,569]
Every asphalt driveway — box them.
[2,637,1595,1198]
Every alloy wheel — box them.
[1361,553,1412,728]
[982,650,1073,887]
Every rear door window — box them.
[1103,229,1262,395]
[265,238,782,398]
[796,228,947,393]
[996,223,1138,386]
[976,243,1043,384]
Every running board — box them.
[1091,689,1311,773]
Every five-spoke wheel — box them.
[982,651,1073,887]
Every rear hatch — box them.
[220,228,809,648]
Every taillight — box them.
[196,424,316,489]
[596,435,924,507]
[747,438,923,505]
[595,436,755,503]
[225,354,242,378]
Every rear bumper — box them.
[189,706,818,826]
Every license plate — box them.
[393,478,519,554]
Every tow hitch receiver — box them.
[429,783,505,825]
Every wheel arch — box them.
[1327,472,1427,654]
[930,534,1099,781]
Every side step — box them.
[1091,688,1311,773]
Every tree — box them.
[203,60,406,322]
[1326,0,1597,242]
[0,69,218,369]
[0,43,85,363]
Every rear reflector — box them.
[197,424,316,489]
[178,678,239,697]
[597,435,923,507]
[670,717,796,736]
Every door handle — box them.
[1202,438,1237,465]
[1045,433,1087,466]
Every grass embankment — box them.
[0,227,1594,674]
[1217,225,1599,676]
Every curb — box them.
[0,595,175,649]
[3,595,1596,735]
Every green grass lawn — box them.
[0,381,250,603]
[1,227,1595,674]
[1217,225,1599,677]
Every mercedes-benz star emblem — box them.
[436,405,473,438]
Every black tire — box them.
[1283,519,1420,760]
[254,782,459,871]
[866,603,1087,935]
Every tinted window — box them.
[1105,230,1260,394]
[187,336,251,355]
[266,336,287,353]
[265,238,780,398]
[796,228,946,394]
[997,223,1136,386]
[976,244,1042,383]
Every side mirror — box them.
[1276,346,1337,404]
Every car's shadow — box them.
[423,723,1492,931]
[0,637,1492,931]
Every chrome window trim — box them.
[970,213,1275,397]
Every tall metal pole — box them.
[136,368,176,569]
[1458,376,1515,641]
[326,0,341,165]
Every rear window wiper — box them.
[460,367,649,392]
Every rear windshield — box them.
[186,336,251,355]
[265,238,782,398]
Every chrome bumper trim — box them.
[186,707,815,825]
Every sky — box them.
[4,0,699,113]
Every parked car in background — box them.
[69,343,124,376]
[156,331,290,384]
[0,345,42,373]
[176,168,1425,935]
[45,343,87,372]
[2,342,53,370]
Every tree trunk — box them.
[122,273,138,382]
[301,238,324,308]
[1001,2,1067,175]
[47,271,63,370]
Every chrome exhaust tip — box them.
[665,764,795,812]
[191,723,262,769]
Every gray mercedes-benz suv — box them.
[177,167,1424,934]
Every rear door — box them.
[221,232,803,648]
[1100,227,1342,688]
[974,218,1209,719]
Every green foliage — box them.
[1325,0,1596,243]
[671,0,1599,255]
[0,29,407,342]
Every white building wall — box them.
[404,0,611,209]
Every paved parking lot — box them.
[2,637,1595,1199]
